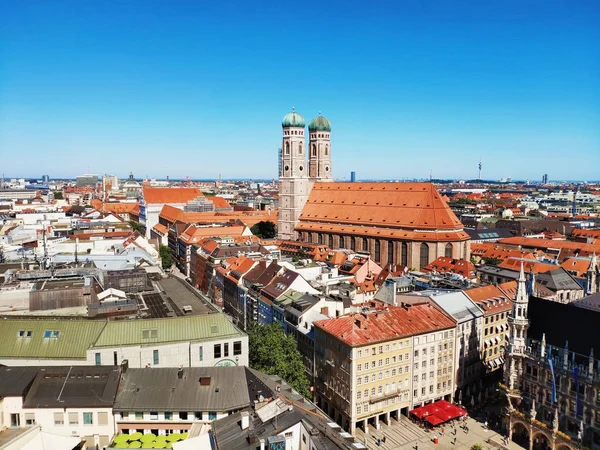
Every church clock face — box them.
[284,165,289,173]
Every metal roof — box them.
[0,366,40,397]
[23,366,120,408]
[92,314,244,348]
[113,367,271,412]
[0,319,107,360]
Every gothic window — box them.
[312,144,317,157]
[329,235,334,249]
[387,241,394,266]
[375,240,381,262]
[362,238,368,252]
[420,243,430,268]
[325,145,329,156]
[318,234,324,245]
[299,142,303,154]
[350,237,356,251]
[401,242,408,266]
[445,243,453,258]
[285,142,290,155]
[339,236,345,249]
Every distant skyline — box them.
[1,0,599,180]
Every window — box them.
[378,385,383,394]
[312,144,317,156]
[150,412,158,420]
[18,330,25,338]
[358,350,362,358]
[357,405,362,414]
[362,237,368,252]
[339,236,345,249]
[350,237,356,251]
[375,240,381,262]
[69,413,78,425]
[26,331,32,338]
[329,234,334,249]
[357,391,362,399]
[285,142,290,154]
[135,412,144,420]
[195,412,202,420]
[179,412,188,420]
[214,344,222,358]
[357,377,362,386]
[199,346,203,361]
[95,352,101,366]
[387,241,394,265]
[224,343,229,357]
[153,350,159,365]
[83,412,93,425]
[54,412,64,425]
[165,412,172,420]
[445,243,453,258]
[208,412,217,421]
[401,242,408,267]
[44,330,51,339]
[420,243,430,268]
[371,388,375,396]
[98,412,108,426]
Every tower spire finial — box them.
[292,106,295,111]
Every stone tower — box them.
[587,253,598,294]
[504,261,530,390]
[278,108,309,240]
[308,112,333,189]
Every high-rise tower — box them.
[278,108,309,240]
[504,262,530,390]
[308,112,333,188]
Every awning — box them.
[425,415,444,426]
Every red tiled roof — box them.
[560,258,591,277]
[464,285,513,314]
[298,182,469,242]
[498,258,556,274]
[152,223,169,235]
[208,196,232,209]
[470,243,536,262]
[423,257,475,277]
[314,302,456,347]
[498,237,600,256]
[143,187,204,204]
[179,224,247,244]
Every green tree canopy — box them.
[159,245,172,270]
[53,191,63,200]
[250,221,277,239]
[129,221,146,235]
[248,323,311,398]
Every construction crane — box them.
[572,184,579,217]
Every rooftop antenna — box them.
[478,159,482,180]
[429,169,432,182]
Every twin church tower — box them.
[278,108,333,240]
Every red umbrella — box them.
[425,415,444,426]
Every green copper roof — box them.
[308,114,331,132]
[282,109,305,128]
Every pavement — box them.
[354,415,527,450]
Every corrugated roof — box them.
[92,314,244,348]
[0,320,107,360]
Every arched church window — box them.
[339,236,345,249]
[318,234,324,245]
[420,243,430,269]
[362,238,368,252]
[329,235,334,249]
[387,241,394,266]
[350,237,356,251]
[325,145,329,156]
[285,142,290,155]
[401,242,408,267]
[312,144,317,157]
[299,142,303,154]
[374,240,381,262]
[445,243,453,258]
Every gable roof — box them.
[298,182,469,241]
[464,284,513,314]
[143,187,204,205]
[536,268,583,292]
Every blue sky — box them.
[1,0,599,181]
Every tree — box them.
[471,444,484,450]
[248,323,311,399]
[129,221,146,235]
[482,257,503,266]
[250,221,277,239]
[159,245,172,270]
[53,191,63,200]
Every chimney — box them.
[177,366,183,379]
[241,411,250,430]
[121,359,129,374]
